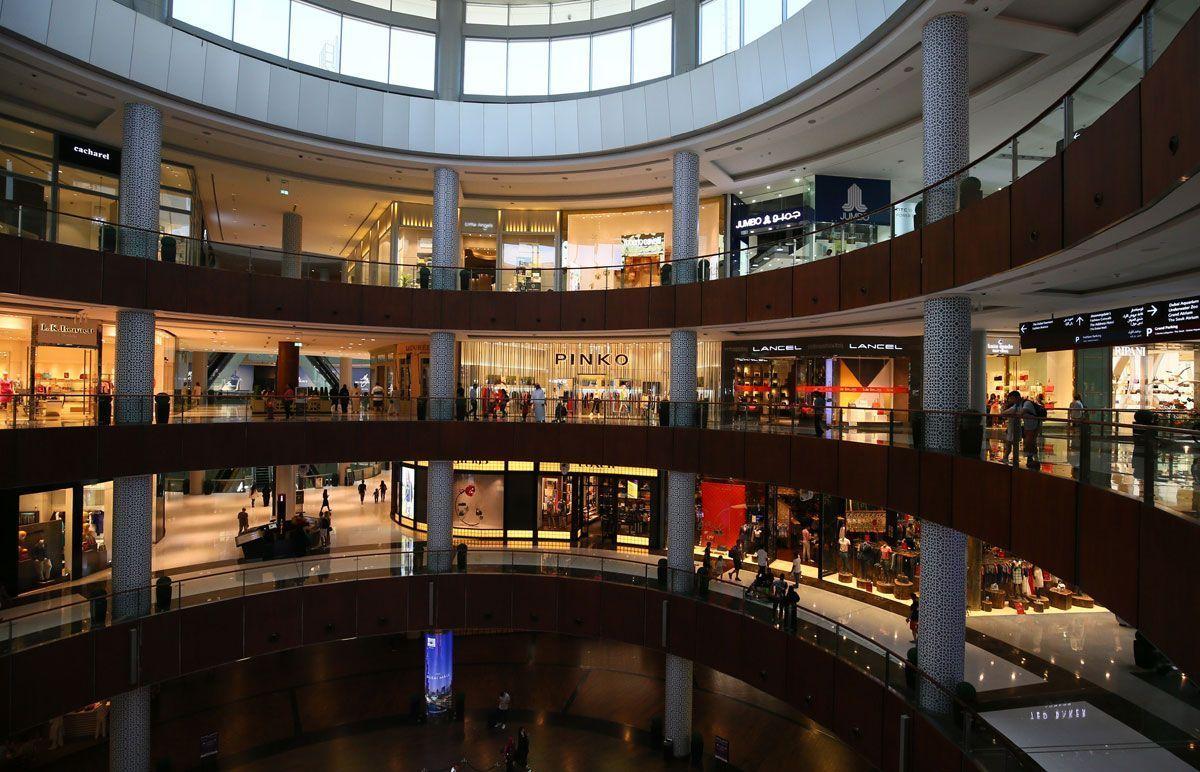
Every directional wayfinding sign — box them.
[1019,294,1200,351]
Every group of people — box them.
[489,690,531,771]
[458,383,549,423]
[992,390,1085,468]
[356,479,387,504]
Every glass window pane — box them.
[463,39,509,95]
[58,168,118,196]
[723,0,740,51]
[590,28,630,90]
[509,4,550,25]
[699,0,726,63]
[0,149,52,181]
[1072,23,1144,135]
[632,16,671,83]
[0,118,53,158]
[550,36,590,94]
[234,0,290,58]
[466,3,509,24]
[633,0,662,7]
[786,0,814,17]
[593,0,632,19]
[391,0,437,18]
[507,39,550,96]
[340,17,389,82]
[743,0,782,44]
[552,1,590,23]
[390,28,436,90]
[352,0,389,8]
[289,1,342,72]
[173,0,233,38]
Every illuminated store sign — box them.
[55,133,121,176]
[814,175,891,226]
[1019,293,1200,351]
[986,335,1021,356]
[553,352,631,367]
[746,339,910,356]
[32,315,100,348]
[734,208,808,232]
[621,233,664,258]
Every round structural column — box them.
[921,14,969,225]
[426,330,456,571]
[118,102,161,260]
[339,357,353,388]
[672,150,700,284]
[919,294,972,712]
[282,210,303,279]
[108,687,151,772]
[664,652,694,757]
[432,167,460,291]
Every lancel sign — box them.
[32,316,100,348]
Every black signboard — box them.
[55,133,121,176]
[1019,294,1200,351]
[199,731,218,759]
[714,735,730,763]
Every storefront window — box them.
[1112,343,1197,412]
[562,200,722,290]
[0,315,30,400]
[16,489,69,593]
[986,348,1074,412]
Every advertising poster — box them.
[453,472,505,530]
[424,631,454,715]
[401,466,415,521]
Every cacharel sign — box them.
[32,315,100,348]
[734,208,808,233]
[554,352,630,367]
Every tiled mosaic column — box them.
[426,145,458,567]
[111,102,161,772]
[664,151,701,758]
[921,14,969,225]
[282,211,303,279]
[919,295,972,712]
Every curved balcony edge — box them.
[1,419,1192,681]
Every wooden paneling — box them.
[833,661,884,768]
[604,286,650,329]
[911,715,963,772]
[145,260,190,313]
[918,452,953,527]
[410,289,443,328]
[244,588,303,657]
[94,622,139,697]
[791,257,840,316]
[840,242,890,310]
[556,578,602,638]
[513,292,561,331]
[644,425,674,471]
[951,457,1011,548]
[302,582,358,645]
[361,284,411,326]
[307,281,363,326]
[886,446,920,516]
[889,231,921,301]
[441,290,470,330]
[470,291,517,331]
[1064,86,1142,245]
[920,216,954,294]
[648,284,676,327]
[101,252,149,308]
[787,636,835,727]
[465,573,514,629]
[20,240,102,303]
[561,289,606,330]
[1141,13,1200,202]
[747,269,792,321]
[645,591,697,657]
[1010,156,1064,267]
[435,574,467,630]
[1011,469,1077,583]
[249,274,308,321]
[180,599,244,674]
[791,435,839,492]
[603,425,649,469]
[745,432,791,485]
[245,420,308,467]
[880,691,911,772]
[355,577,410,636]
[953,188,1010,285]
[671,427,701,472]
[1077,486,1140,625]
[512,574,557,631]
[10,635,93,729]
[139,611,182,685]
[838,442,888,507]
[1139,506,1200,677]
[738,618,788,701]
[600,582,646,646]
[699,429,745,480]
[184,422,249,472]
[702,276,748,326]
[16,427,98,488]
[98,424,184,480]
[674,281,702,327]
[693,601,741,675]
[0,232,19,294]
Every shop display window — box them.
[986,349,1074,413]
[452,472,505,538]
[697,479,768,556]
[1111,343,1196,412]
[16,489,70,594]
[822,500,919,595]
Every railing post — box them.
[1143,427,1156,506]
[1078,420,1092,484]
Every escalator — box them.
[305,355,341,391]
[206,353,234,386]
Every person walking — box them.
[282,386,295,420]
[771,572,787,623]
[728,545,743,582]
[358,480,367,504]
[469,382,479,420]
[703,541,713,571]
[322,487,330,510]
[812,390,827,437]
[532,384,546,422]
[785,582,800,632]
[263,387,275,420]
[339,383,350,416]
[1000,390,1023,465]
[456,386,467,421]
[515,727,529,768]
[756,545,769,573]
[249,483,258,508]
[908,596,920,642]
[237,506,249,534]
[1021,393,1046,469]
[372,486,380,504]
[379,479,387,500]
[498,388,510,419]
[791,551,803,584]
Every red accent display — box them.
[700,481,747,550]
[793,385,909,394]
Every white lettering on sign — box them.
[1113,345,1147,358]
[848,343,901,351]
[553,353,630,367]
[73,145,110,161]
[735,209,807,231]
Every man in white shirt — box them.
[756,546,769,571]
[791,553,803,584]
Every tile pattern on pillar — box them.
[666,470,696,591]
[432,167,460,290]
[669,329,698,428]
[115,309,155,425]
[429,331,455,421]
[282,211,303,279]
[664,652,694,757]
[118,102,162,260]
[922,295,971,452]
[917,519,968,712]
[426,460,454,571]
[672,150,700,284]
[109,687,151,772]
[112,473,152,620]
[921,14,969,224]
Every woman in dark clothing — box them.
[339,384,350,415]
[456,386,468,421]
[908,596,920,642]
[515,728,529,767]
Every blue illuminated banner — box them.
[814,175,892,226]
[424,631,454,714]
